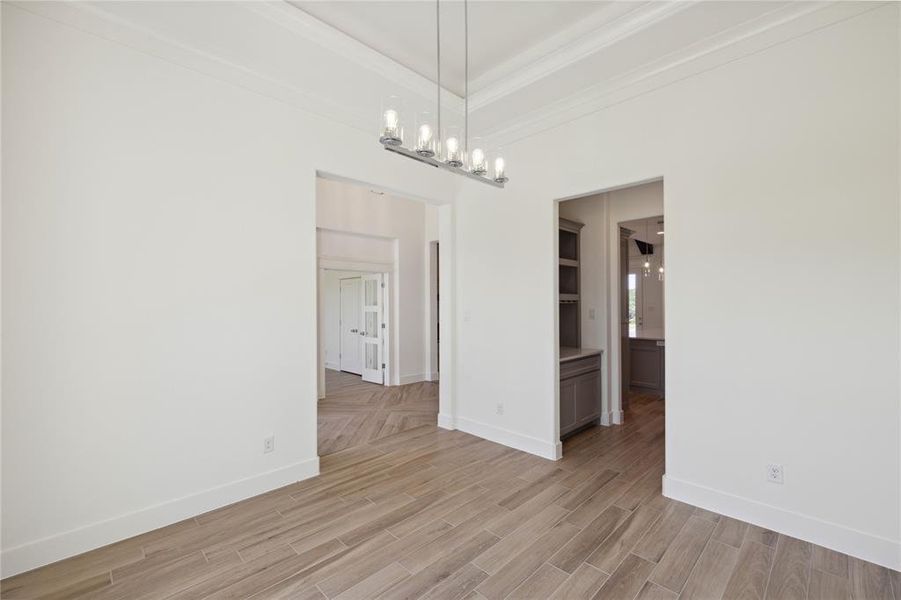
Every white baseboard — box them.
[454,417,559,461]
[600,411,613,426]
[612,410,624,425]
[1,457,320,578]
[437,412,456,430]
[429,371,440,382]
[663,475,901,571]
[398,373,429,385]
[324,361,340,371]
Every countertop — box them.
[630,327,665,342]
[559,346,602,362]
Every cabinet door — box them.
[560,378,576,434]
[574,371,600,423]
[630,341,661,390]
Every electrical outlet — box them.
[263,435,275,454]
[766,463,784,484]
[496,403,504,416]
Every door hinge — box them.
[381,282,385,288]
[382,363,386,369]
[381,323,385,329]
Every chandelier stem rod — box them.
[436,0,441,150]
[464,0,468,157]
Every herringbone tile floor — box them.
[318,370,439,456]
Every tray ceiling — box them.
[289,1,621,97]
[11,1,880,147]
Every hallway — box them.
[318,370,438,456]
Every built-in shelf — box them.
[558,217,584,349]
[559,227,579,262]
[559,265,578,295]
[558,216,600,439]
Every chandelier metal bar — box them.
[383,144,504,188]
[377,0,505,188]
[464,0,468,157]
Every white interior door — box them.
[339,278,362,375]
[360,274,384,384]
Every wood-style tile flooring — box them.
[319,369,438,456]
[3,392,898,599]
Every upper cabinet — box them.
[559,218,584,348]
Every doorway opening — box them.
[315,176,441,457]
[619,215,665,406]
[555,179,664,457]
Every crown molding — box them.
[482,1,882,148]
[8,0,378,133]
[466,1,641,94]
[249,2,465,115]
[468,1,697,111]
[10,0,882,153]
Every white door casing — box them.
[339,277,362,375]
[361,273,384,384]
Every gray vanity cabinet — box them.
[559,351,602,437]
[629,338,664,396]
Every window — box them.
[628,273,637,337]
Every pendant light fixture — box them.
[642,219,653,277]
[377,0,506,188]
[657,219,665,281]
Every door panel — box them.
[559,378,576,434]
[339,278,362,375]
[361,274,384,384]
[574,371,600,422]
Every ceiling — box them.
[622,216,664,245]
[16,1,879,148]
[289,1,620,97]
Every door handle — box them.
[360,331,366,336]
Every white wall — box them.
[0,4,457,577]
[425,205,440,381]
[559,181,664,424]
[453,6,900,569]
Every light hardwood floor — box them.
[319,369,438,456]
[2,392,898,599]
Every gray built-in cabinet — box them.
[558,218,602,438]
[629,338,665,396]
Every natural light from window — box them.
[628,273,637,337]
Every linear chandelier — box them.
[378,0,507,188]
